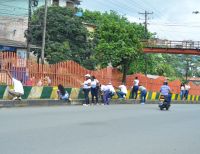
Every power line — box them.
[149,23,200,28]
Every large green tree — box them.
[29,6,96,69]
[82,11,145,83]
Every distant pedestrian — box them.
[180,83,185,100]
[82,74,91,106]
[184,83,191,100]
[37,77,43,86]
[131,77,139,99]
[117,83,127,99]
[44,76,51,86]
[138,85,147,104]
[26,76,35,86]
[91,76,99,105]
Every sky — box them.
[80,0,200,41]
[0,0,200,41]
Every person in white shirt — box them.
[184,83,190,100]
[107,83,116,98]
[82,74,91,106]
[117,83,127,99]
[100,84,110,105]
[131,77,139,99]
[91,76,99,104]
[8,78,24,100]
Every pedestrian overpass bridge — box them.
[143,40,200,55]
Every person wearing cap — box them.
[82,74,91,106]
[91,75,99,105]
[160,81,171,104]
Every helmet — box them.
[163,80,168,85]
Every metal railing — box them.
[142,39,200,50]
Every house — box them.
[0,16,28,42]
[0,38,27,60]
[49,0,81,8]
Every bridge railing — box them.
[142,39,200,50]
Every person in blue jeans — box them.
[117,83,127,99]
[131,77,139,99]
[91,76,99,104]
[138,85,147,104]
[184,83,190,100]
[160,81,171,105]
[180,83,185,100]
[82,74,91,106]
[101,84,111,105]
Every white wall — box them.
[0,16,28,42]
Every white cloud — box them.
[81,0,200,41]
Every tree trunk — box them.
[122,63,128,84]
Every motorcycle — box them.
[158,95,171,110]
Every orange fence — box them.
[0,52,199,95]
[0,52,121,87]
[0,69,12,85]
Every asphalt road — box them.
[0,104,200,154]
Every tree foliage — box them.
[29,6,199,80]
[82,10,145,82]
[30,6,96,69]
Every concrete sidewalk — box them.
[0,99,199,108]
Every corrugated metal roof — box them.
[0,38,26,48]
[0,38,40,49]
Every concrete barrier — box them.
[0,85,200,102]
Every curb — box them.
[0,99,200,108]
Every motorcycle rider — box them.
[160,81,171,104]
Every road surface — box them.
[0,104,200,154]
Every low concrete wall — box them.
[0,85,200,102]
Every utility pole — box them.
[41,0,48,64]
[27,0,39,59]
[139,11,153,76]
[27,0,32,59]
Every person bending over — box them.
[8,78,24,100]
[57,84,70,101]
